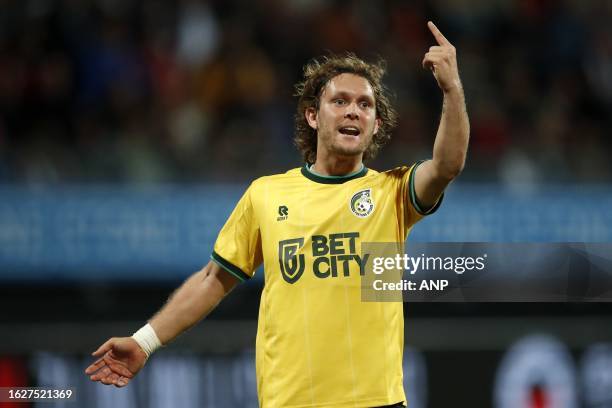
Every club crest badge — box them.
[350,188,374,218]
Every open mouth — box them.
[338,126,361,137]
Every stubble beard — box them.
[319,128,373,159]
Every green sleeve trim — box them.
[409,160,444,216]
[210,251,251,282]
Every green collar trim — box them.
[301,163,368,184]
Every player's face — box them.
[307,73,380,160]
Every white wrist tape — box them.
[132,323,162,357]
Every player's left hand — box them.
[422,21,462,94]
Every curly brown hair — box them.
[294,53,398,164]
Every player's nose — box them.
[344,103,359,120]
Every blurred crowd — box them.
[0,0,610,184]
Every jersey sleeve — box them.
[211,184,263,282]
[391,161,444,233]
[407,160,444,219]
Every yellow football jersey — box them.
[212,162,441,408]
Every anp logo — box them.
[278,238,305,283]
[350,188,374,218]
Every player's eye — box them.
[359,101,372,109]
[333,99,346,106]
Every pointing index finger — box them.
[427,21,450,46]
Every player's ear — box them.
[305,107,318,130]
[373,118,381,135]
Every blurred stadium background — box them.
[0,0,611,407]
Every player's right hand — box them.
[85,337,147,387]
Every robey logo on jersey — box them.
[278,232,370,284]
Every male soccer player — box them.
[86,22,469,407]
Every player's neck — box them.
[311,156,364,177]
